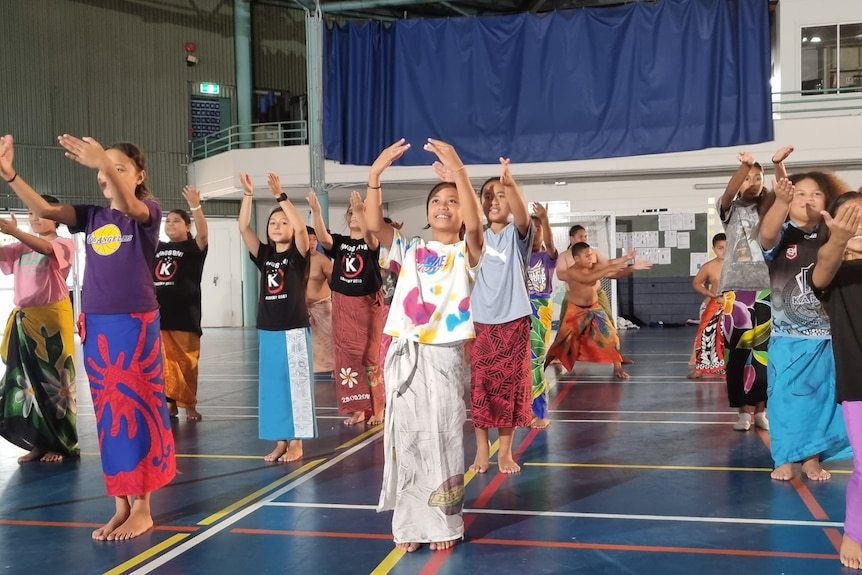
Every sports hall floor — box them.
[0,328,852,574]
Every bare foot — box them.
[498,454,521,474]
[686,370,702,380]
[396,542,420,552]
[621,355,634,365]
[770,462,794,481]
[264,440,288,462]
[801,457,831,481]
[39,451,64,462]
[367,411,384,426]
[107,507,153,541]
[530,418,550,429]
[277,440,303,462]
[841,534,862,569]
[92,511,130,541]
[343,411,365,426]
[17,447,46,463]
[185,407,202,421]
[470,439,490,473]
[430,539,459,551]
[167,401,178,417]
[613,367,630,380]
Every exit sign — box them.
[200,83,220,95]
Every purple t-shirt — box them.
[526,251,557,298]
[69,201,161,314]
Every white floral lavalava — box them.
[41,368,77,419]
[13,376,42,418]
[339,367,359,388]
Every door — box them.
[200,218,243,327]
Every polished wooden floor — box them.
[0,328,852,574]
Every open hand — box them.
[773,177,794,205]
[772,145,794,164]
[267,173,283,197]
[0,135,16,181]
[58,135,110,170]
[737,151,756,167]
[822,201,862,245]
[423,138,464,173]
[183,185,201,208]
[239,173,254,194]
[532,202,548,220]
[306,190,321,213]
[0,213,18,235]
[370,139,411,178]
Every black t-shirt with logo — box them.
[154,239,208,335]
[250,242,310,331]
[324,233,382,296]
[812,260,862,403]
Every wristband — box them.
[190,205,202,211]
[275,192,288,203]
[367,183,382,189]
[5,173,17,184]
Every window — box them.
[801,22,862,94]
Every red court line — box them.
[229,526,837,561]
[756,427,841,551]
[0,519,199,532]
[473,537,838,560]
[417,377,579,575]
[231,527,392,540]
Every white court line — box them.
[262,501,843,529]
[552,419,735,425]
[552,410,737,415]
[126,431,382,575]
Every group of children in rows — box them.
[2,133,862,570]
[686,145,862,569]
[0,134,207,542]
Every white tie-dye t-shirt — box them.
[383,229,482,344]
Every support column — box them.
[306,6,329,227]
[235,0,253,149]
[241,202,259,326]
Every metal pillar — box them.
[306,4,329,227]
[235,0,253,149]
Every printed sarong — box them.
[308,298,334,374]
[82,311,176,496]
[162,330,201,408]
[0,299,78,456]
[546,301,622,372]
[529,296,553,419]
[258,328,317,440]
[471,317,532,429]
[377,337,467,544]
[331,291,384,415]
[767,336,851,466]
[723,290,770,407]
[693,298,725,374]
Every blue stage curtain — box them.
[323,0,773,166]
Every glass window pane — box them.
[838,23,862,91]
[801,25,838,94]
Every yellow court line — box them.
[101,534,190,575]
[524,462,850,474]
[197,458,325,526]
[337,426,383,450]
[370,440,500,575]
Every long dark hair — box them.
[108,142,152,200]
[819,191,862,245]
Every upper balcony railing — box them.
[191,120,308,161]
[189,91,862,161]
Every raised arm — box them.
[424,138,484,266]
[238,173,260,258]
[58,135,151,224]
[306,191,333,250]
[720,152,756,213]
[759,177,793,251]
[348,191,379,249]
[500,158,530,237]
[532,203,558,259]
[812,201,862,289]
[772,145,793,181]
[0,135,77,226]
[0,214,54,255]
[366,139,412,250]
[183,185,209,251]
[268,173,308,256]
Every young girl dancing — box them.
[239,172,316,463]
[366,138,484,553]
[810,191,862,569]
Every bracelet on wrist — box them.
[5,172,17,184]
[367,183,382,189]
[190,205,202,211]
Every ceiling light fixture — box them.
[811,35,822,43]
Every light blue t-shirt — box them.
[471,222,533,324]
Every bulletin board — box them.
[614,213,709,278]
